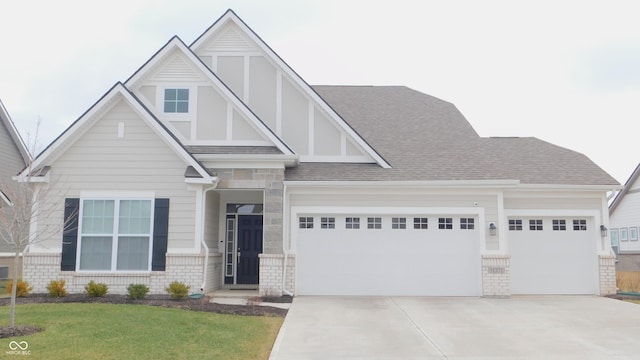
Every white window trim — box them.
[76,197,155,273]
[155,86,197,122]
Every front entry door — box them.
[236,215,263,284]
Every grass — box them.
[616,271,640,292]
[0,303,283,359]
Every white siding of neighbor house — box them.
[0,120,27,188]
[35,98,199,252]
[193,21,375,163]
[611,176,640,252]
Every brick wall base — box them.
[258,253,295,296]
[23,253,205,295]
[599,255,616,295]
[482,255,511,297]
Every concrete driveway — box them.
[269,296,640,359]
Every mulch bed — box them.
[0,293,291,338]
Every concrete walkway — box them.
[270,296,640,359]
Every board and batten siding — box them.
[37,98,198,252]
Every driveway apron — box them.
[269,296,640,360]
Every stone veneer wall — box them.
[23,253,205,295]
[598,255,617,295]
[481,255,511,297]
[258,254,295,296]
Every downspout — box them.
[200,185,218,293]
[281,182,293,296]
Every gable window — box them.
[509,219,523,231]
[367,217,382,229]
[299,217,314,229]
[572,219,587,231]
[460,218,474,230]
[438,217,453,230]
[78,199,153,271]
[392,217,406,229]
[345,217,360,229]
[321,217,335,229]
[414,217,428,229]
[552,219,566,231]
[529,219,543,231]
[164,88,189,113]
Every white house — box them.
[609,163,640,270]
[20,9,620,297]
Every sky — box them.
[0,0,638,185]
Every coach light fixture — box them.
[489,222,497,236]
[600,225,608,237]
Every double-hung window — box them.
[79,199,153,271]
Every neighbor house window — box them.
[630,227,638,241]
[610,229,619,247]
[621,228,628,241]
[392,217,406,229]
[529,219,543,231]
[413,217,428,229]
[460,218,474,230]
[509,219,523,231]
[164,88,189,113]
[345,217,360,229]
[572,219,587,231]
[438,217,453,230]
[79,199,153,271]
[321,217,335,229]
[367,217,382,229]
[299,217,314,229]
[552,219,566,231]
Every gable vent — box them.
[208,25,254,52]
[151,53,204,82]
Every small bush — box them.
[165,281,190,299]
[6,279,33,297]
[46,279,68,297]
[127,283,150,300]
[85,281,109,297]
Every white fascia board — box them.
[285,179,521,189]
[125,37,294,157]
[514,184,623,191]
[0,189,11,206]
[191,11,390,168]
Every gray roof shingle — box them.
[285,85,618,185]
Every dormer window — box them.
[164,88,189,113]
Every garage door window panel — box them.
[392,217,406,229]
[439,218,453,230]
[299,217,314,229]
[529,219,543,231]
[509,219,523,231]
[368,217,382,229]
[414,217,428,229]
[573,219,587,231]
[552,219,566,231]
[321,217,335,229]
[345,217,360,229]
[460,218,474,230]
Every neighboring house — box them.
[609,163,640,271]
[20,9,620,297]
[0,99,31,278]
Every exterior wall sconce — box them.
[600,225,608,237]
[489,223,497,236]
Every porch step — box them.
[210,289,291,309]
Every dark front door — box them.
[236,215,263,284]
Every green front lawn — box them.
[0,303,283,359]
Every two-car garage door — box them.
[295,213,482,296]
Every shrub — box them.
[85,281,109,297]
[127,283,150,300]
[165,281,190,299]
[6,279,33,297]
[46,279,68,297]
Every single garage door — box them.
[509,217,598,294]
[296,214,482,296]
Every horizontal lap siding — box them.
[39,99,196,251]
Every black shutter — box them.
[61,198,80,271]
[152,198,169,271]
